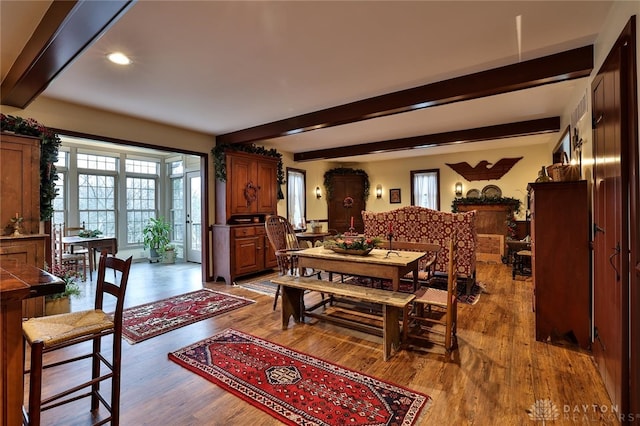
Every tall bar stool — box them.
[22,251,132,425]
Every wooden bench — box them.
[271,275,415,361]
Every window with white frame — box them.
[170,161,184,243]
[77,153,117,236]
[125,158,158,244]
[287,168,306,230]
[52,151,67,225]
[411,169,440,210]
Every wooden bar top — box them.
[0,263,65,300]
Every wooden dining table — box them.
[62,236,118,278]
[296,246,428,291]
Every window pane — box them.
[126,158,158,175]
[78,173,116,236]
[412,171,439,210]
[287,169,306,230]
[171,177,184,242]
[77,153,117,171]
[53,172,65,225]
[126,177,156,244]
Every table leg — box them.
[281,286,304,329]
[382,305,401,361]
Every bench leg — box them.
[281,286,304,329]
[382,305,401,361]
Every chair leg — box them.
[27,341,44,426]
[111,334,122,425]
[273,285,281,311]
[91,336,102,412]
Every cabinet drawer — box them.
[255,227,265,236]
[234,227,255,237]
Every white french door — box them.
[185,171,201,263]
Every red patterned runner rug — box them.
[122,290,254,344]
[169,328,430,425]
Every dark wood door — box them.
[327,174,366,233]
[591,20,633,412]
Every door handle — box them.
[609,242,621,281]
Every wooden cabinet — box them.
[529,181,590,349]
[214,151,279,283]
[213,225,277,284]
[0,132,47,318]
[216,151,278,223]
[0,133,41,235]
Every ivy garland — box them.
[212,143,285,186]
[323,168,370,201]
[1,114,60,221]
[451,196,522,215]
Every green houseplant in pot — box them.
[162,244,176,264]
[143,216,172,262]
[46,264,82,315]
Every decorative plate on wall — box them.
[466,188,481,198]
[482,185,502,198]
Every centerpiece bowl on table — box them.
[323,235,381,256]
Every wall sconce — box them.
[455,182,463,197]
[315,186,322,199]
[376,184,382,199]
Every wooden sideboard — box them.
[529,181,590,349]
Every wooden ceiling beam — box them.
[293,117,560,161]
[217,46,592,145]
[1,0,134,108]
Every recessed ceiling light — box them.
[107,52,131,65]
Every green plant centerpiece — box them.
[324,235,381,255]
[143,217,172,260]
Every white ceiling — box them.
[1,1,613,162]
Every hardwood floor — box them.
[27,260,618,425]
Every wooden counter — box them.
[1,263,64,426]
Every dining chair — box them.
[403,236,458,360]
[265,215,320,310]
[22,251,132,426]
[52,223,88,280]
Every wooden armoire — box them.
[327,172,367,233]
[213,151,278,284]
[0,132,47,317]
[528,180,590,349]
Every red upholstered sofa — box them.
[362,206,478,285]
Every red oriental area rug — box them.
[169,329,431,425]
[122,290,254,344]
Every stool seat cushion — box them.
[414,287,449,307]
[23,309,113,347]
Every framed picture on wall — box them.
[389,188,401,204]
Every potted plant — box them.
[46,264,82,315]
[162,244,176,264]
[143,216,172,262]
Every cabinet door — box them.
[228,154,256,215]
[233,236,260,275]
[256,159,277,214]
[0,135,40,234]
[0,240,46,317]
[264,236,278,268]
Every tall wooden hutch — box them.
[528,181,590,349]
[0,132,48,317]
[213,151,278,284]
